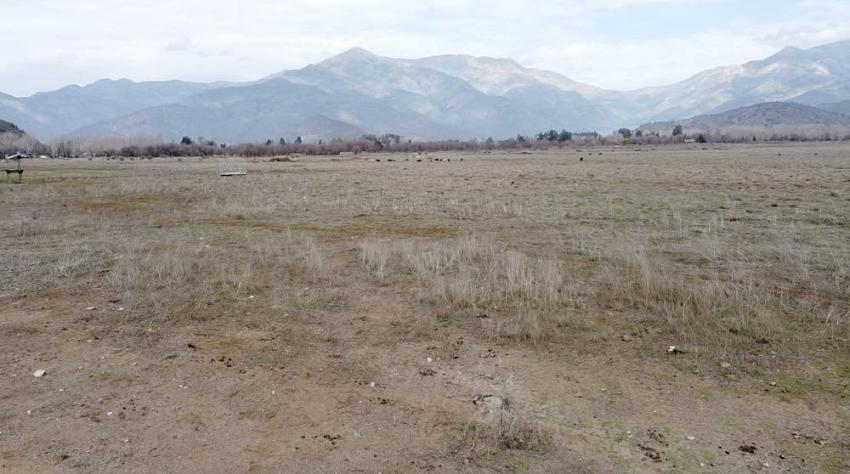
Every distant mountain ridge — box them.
[818,99,850,116]
[0,80,213,140]
[0,119,24,136]
[639,102,850,135]
[2,39,850,141]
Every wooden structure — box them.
[4,152,28,184]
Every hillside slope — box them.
[639,102,850,135]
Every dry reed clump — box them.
[359,237,576,341]
[591,228,850,364]
[359,239,391,280]
[0,230,110,298]
[105,231,335,323]
[460,380,551,458]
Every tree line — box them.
[5,124,850,159]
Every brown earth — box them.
[1,143,849,473]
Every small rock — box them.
[720,362,732,369]
[687,436,696,441]
[621,335,632,342]
[86,306,97,311]
[666,345,683,354]
[472,394,508,412]
[369,381,376,388]
[33,369,46,378]
[639,444,662,462]
[739,444,757,454]
[426,357,432,363]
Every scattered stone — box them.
[621,335,633,342]
[648,429,668,446]
[639,444,662,462]
[419,369,436,377]
[86,306,97,311]
[33,369,46,378]
[666,345,683,354]
[720,362,732,369]
[687,436,696,441]
[739,444,757,454]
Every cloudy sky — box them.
[1,0,849,96]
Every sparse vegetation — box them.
[2,144,848,472]
[359,237,571,341]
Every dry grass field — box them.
[1,143,849,473]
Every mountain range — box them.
[638,102,850,135]
[2,40,850,142]
[0,119,24,136]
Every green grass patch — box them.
[1,169,121,185]
[292,216,458,239]
[87,371,111,382]
[199,215,458,240]
[77,191,188,213]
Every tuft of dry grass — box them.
[359,237,576,341]
[460,380,551,458]
[588,223,850,368]
[103,231,337,324]
[359,238,391,280]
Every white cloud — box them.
[0,0,847,95]
[164,37,193,52]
